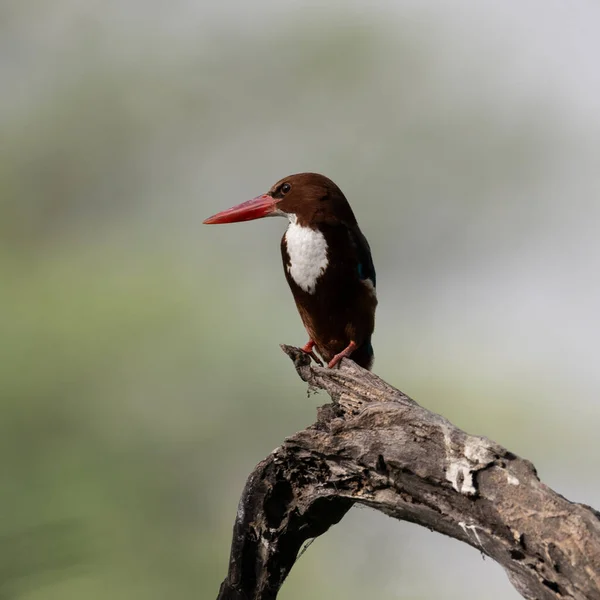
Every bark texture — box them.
[217,346,600,600]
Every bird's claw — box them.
[301,341,324,367]
[307,351,323,367]
[327,340,358,369]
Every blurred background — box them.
[2,1,600,598]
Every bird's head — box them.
[203,173,356,227]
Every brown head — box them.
[203,173,357,227]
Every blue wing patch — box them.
[352,228,376,288]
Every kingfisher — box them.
[203,173,377,370]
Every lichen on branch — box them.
[217,346,600,600]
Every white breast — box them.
[284,220,328,294]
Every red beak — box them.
[203,194,278,224]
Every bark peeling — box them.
[217,346,600,600]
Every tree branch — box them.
[217,346,600,600]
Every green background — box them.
[2,1,599,598]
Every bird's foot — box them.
[301,340,323,366]
[328,340,358,369]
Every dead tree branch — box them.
[217,346,600,600]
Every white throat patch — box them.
[284,217,328,294]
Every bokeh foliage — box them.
[1,3,599,599]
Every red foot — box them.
[301,340,323,366]
[328,340,358,369]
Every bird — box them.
[203,173,377,370]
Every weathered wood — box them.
[217,346,600,600]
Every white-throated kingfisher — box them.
[203,173,377,369]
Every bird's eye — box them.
[281,183,291,195]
